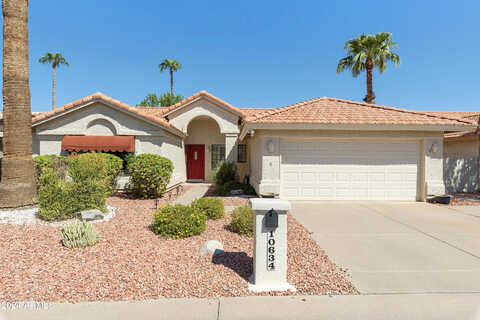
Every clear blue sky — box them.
[3,0,480,112]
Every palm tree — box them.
[159,59,181,95]
[39,52,69,109]
[0,0,37,207]
[336,32,400,104]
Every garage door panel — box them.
[280,140,419,200]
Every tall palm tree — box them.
[159,59,181,95]
[39,52,69,109]
[336,32,400,104]
[0,0,36,208]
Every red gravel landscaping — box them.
[0,193,356,302]
[433,193,480,206]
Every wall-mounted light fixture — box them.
[266,140,275,153]
[429,142,439,155]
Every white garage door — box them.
[281,139,419,200]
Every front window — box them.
[238,144,247,163]
[211,144,225,169]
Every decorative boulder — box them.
[81,209,105,222]
[200,240,225,255]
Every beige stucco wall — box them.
[184,117,224,182]
[248,129,445,200]
[443,137,479,193]
[168,98,240,134]
[444,138,479,158]
[136,135,186,187]
[34,102,166,137]
[248,133,263,194]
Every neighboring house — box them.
[426,112,480,193]
[0,91,474,201]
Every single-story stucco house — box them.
[0,91,476,201]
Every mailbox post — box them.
[248,198,296,292]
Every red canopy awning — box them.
[61,136,135,152]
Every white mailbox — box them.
[248,198,296,292]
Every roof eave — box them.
[163,93,245,118]
[243,122,475,132]
[32,99,186,138]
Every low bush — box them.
[214,161,236,186]
[152,204,206,238]
[37,168,108,221]
[97,153,123,193]
[227,206,254,236]
[33,154,67,183]
[215,181,257,196]
[128,154,174,198]
[124,152,136,169]
[67,153,122,194]
[62,221,100,248]
[192,197,225,220]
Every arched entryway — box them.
[185,116,226,181]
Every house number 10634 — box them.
[266,230,275,271]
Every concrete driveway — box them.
[291,202,480,294]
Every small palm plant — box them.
[159,59,181,95]
[39,53,70,109]
[336,32,400,104]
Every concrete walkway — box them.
[2,294,480,319]
[291,201,480,294]
[174,183,211,205]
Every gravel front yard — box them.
[0,194,356,303]
[447,193,480,206]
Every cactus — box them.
[61,221,99,248]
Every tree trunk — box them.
[170,68,173,95]
[52,64,55,109]
[0,0,36,208]
[363,58,376,104]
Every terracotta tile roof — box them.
[160,91,245,117]
[31,92,185,136]
[239,108,277,118]
[424,111,480,124]
[245,97,475,126]
[136,107,170,118]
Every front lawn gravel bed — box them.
[448,193,480,206]
[0,194,356,302]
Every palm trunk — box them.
[0,0,37,208]
[52,64,55,109]
[170,68,173,95]
[363,58,376,104]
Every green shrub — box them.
[228,206,254,236]
[97,153,123,193]
[152,204,206,238]
[124,152,136,169]
[128,154,174,198]
[67,153,108,182]
[215,181,257,196]
[33,154,67,183]
[67,153,122,194]
[37,168,108,221]
[192,197,225,220]
[62,221,99,248]
[214,161,236,186]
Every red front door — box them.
[186,144,205,180]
